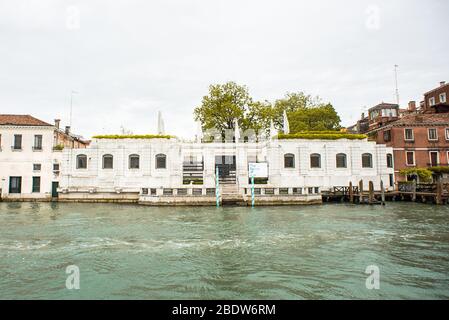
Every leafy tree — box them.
[273,92,341,132]
[244,100,273,137]
[289,104,341,133]
[194,82,252,136]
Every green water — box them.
[0,202,448,300]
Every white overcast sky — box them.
[1,0,448,139]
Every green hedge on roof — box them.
[277,132,367,140]
[92,134,174,139]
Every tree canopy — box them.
[273,92,341,132]
[194,83,341,138]
[193,82,252,133]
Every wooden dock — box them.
[322,181,449,205]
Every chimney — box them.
[65,126,71,134]
[440,81,446,87]
[408,101,416,112]
[54,119,60,129]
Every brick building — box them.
[353,81,449,182]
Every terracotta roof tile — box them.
[392,113,449,126]
[0,114,53,126]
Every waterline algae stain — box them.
[0,202,448,299]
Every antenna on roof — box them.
[394,65,400,106]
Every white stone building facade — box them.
[58,137,394,205]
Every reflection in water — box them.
[0,202,448,299]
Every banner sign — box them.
[248,163,268,178]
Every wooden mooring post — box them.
[368,181,374,205]
[436,182,443,205]
[349,182,354,203]
[412,180,417,202]
[380,180,385,206]
[359,180,364,203]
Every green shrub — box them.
[429,166,449,174]
[277,132,367,140]
[53,144,64,150]
[399,168,433,182]
[92,134,174,140]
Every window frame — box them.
[429,151,439,167]
[76,154,88,169]
[32,176,41,193]
[33,163,42,171]
[335,153,347,169]
[9,176,22,194]
[13,134,22,150]
[386,153,393,168]
[33,134,43,150]
[404,128,414,141]
[102,154,114,169]
[405,151,415,166]
[429,97,436,106]
[310,153,321,169]
[428,128,438,141]
[440,92,447,103]
[383,130,391,142]
[362,153,373,168]
[284,153,295,169]
[155,154,167,169]
[129,154,140,169]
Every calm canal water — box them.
[0,202,448,299]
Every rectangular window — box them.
[383,130,391,142]
[0,134,2,150]
[428,128,438,141]
[440,93,447,103]
[406,151,415,166]
[404,128,414,141]
[53,163,60,171]
[387,154,393,168]
[13,134,22,150]
[429,97,436,106]
[389,174,394,187]
[33,164,42,171]
[446,128,449,140]
[32,177,41,193]
[33,135,43,150]
[9,177,22,194]
[429,151,439,167]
